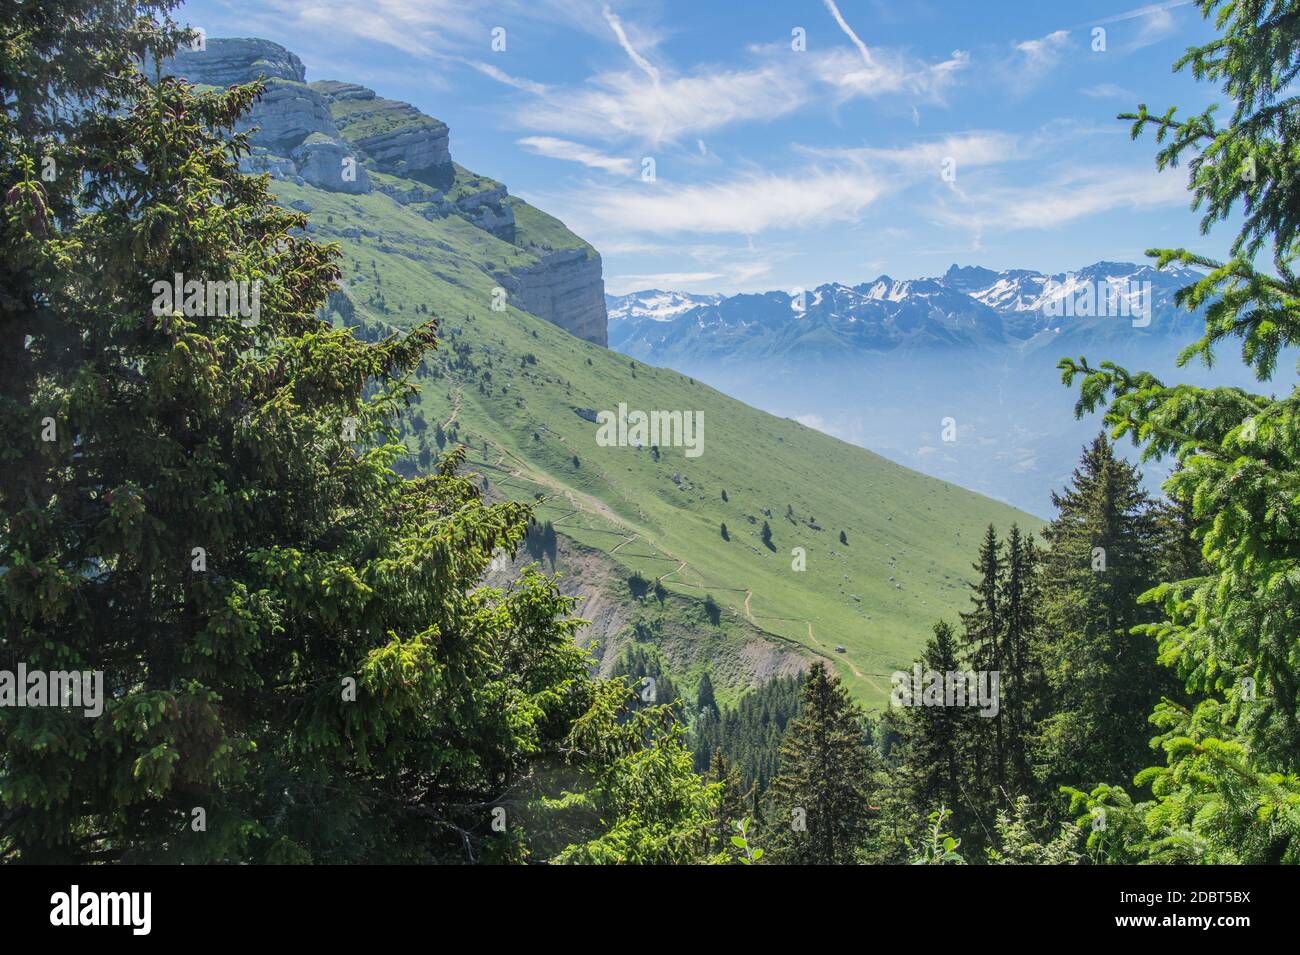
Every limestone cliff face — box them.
[168,37,305,85]
[166,39,370,193]
[163,37,607,345]
[499,249,608,346]
[311,81,453,189]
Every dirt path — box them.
[658,560,686,584]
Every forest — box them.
[1,0,1297,867]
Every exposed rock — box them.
[312,81,453,188]
[453,182,514,241]
[167,37,306,85]
[241,79,340,151]
[163,40,369,195]
[166,36,608,345]
[290,136,371,193]
[501,248,608,346]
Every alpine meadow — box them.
[0,0,1297,916]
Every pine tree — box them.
[1031,436,1167,795]
[959,524,1005,805]
[0,5,713,863]
[766,663,878,864]
[895,622,976,841]
[1060,0,1300,862]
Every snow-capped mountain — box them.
[607,262,1205,363]
[603,261,1242,516]
[605,289,722,324]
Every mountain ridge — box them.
[166,37,608,346]
[608,260,1205,362]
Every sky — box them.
[175,0,1234,295]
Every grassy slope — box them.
[271,177,1040,705]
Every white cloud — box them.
[611,271,723,287]
[1014,29,1072,81]
[929,164,1190,233]
[1127,6,1178,50]
[468,61,549,95]
[809,46,970,104]
[601,4,661,84]
[579,166,885,236]
[823,0,874,65]
[517,136,635,175]
[260,0,486,56]
[519,62,807,145]
[802,131,1020,172]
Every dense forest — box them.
[2,0,1298,864]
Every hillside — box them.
[166,39,1040,705]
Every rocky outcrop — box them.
[167,37,306,85]
[501,248,608,346]
[311,81,453,188]
[453,182,515,241]
[163,39,370,194]
[164,36,608,345]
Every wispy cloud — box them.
[577,166,885,235]
[468,60,549,95]
[517,62,808,145]
[823,0,874,65]
[1013,29,1072,85]
[517,136,635,175]
[929,164,1190,234]
[801,131,1021,171]
[601,4,661,84]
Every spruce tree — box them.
[766,662,878,864]
[895,622,976,842]
[0,3,714,863]
[1000,524,1040,792]
[705,747,748,854]
[959,524,1004,805]
[1031,436,1166,794]
[1061,0,1300,862]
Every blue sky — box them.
[176,0,1232,294]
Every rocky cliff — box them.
[163,37,607,345]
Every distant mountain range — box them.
[607,262,1206,363]
[605,262,1262,516]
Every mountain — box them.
[607,261,1206,363]
[606,289,722,324]
[606,263,1267,516]
[168,38,607,346]
[163,38,1041,705]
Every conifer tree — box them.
[895,622,976,841]
[959,525,1004,804]
[1061,0,1300,862]
[705,747,748,854]
[696,670,719,719]
[766,662,878,864]
[1000,524,1040,792]
[0,2,713,863]
[1031,436,1166,794]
